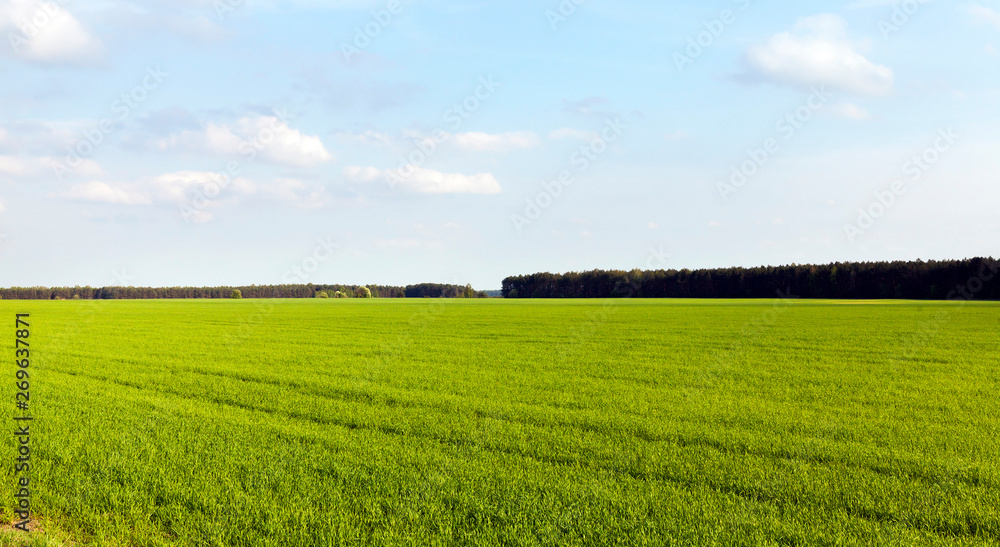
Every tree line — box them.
[502,258,1000,301]
[0,283,489,300]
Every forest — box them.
[0,283,486,300]
[502,258,1000,301]
[5,258,999,301]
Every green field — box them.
[2,299,998,546]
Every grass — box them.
[1,298,998,546]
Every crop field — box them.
[1,299,999,546]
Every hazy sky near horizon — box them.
[0,0,998,289]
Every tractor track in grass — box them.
[44,365,997,493]
[42,368,1000,541]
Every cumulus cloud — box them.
[254,178,332,209]
[48,169,338,218]
[452,131,539,151]
[148,170,255,203]
[337,129,540,153]
[54,181,152,205]
[549,128,598,141]
[392,168,501,194]
[561,96,613,117]
[827,102,873,121]
[0,155,103,179]
[155,115,333,166]
[0,0,104,65]
[970,4,1000,29]
[260,178,306,201]
[0,121,87,156]
[746,14,894,97]
[351,166,500,194]
[374,238,437,250]
[0,156,39,177]
[334,130,394,147]
[343,166,381,182]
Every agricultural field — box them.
[1,299,999,546]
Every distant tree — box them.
[315,291,329,298]
[356,286,372,299]
[231,290,242,299]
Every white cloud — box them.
[54,181,152,205]
[49,169,336,216]
[846,0,908,7]
[0,0,104,65]
[149,171,254,202]
[549,128,598,141]
[349,166,502,195]
[156,116,333,166]
[233,177,332,209]
[261,178,306,201]
[452,131,540,151]
[746,14,894,97]
[0,199,5,212]
[0,121,82,155]
[374,238,436,250]
[0,155,103,179]
[246,117,333,166]
[59,158,105,178]
[389,167,501,194]
[343,166,382,182]
[970,4,1000,30]
[335,130,394,147]
[156,123,242,155]
[338,129,541,153]
[0,156,38,177]
[828,102,873,121]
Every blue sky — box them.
[0,0,998,289]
